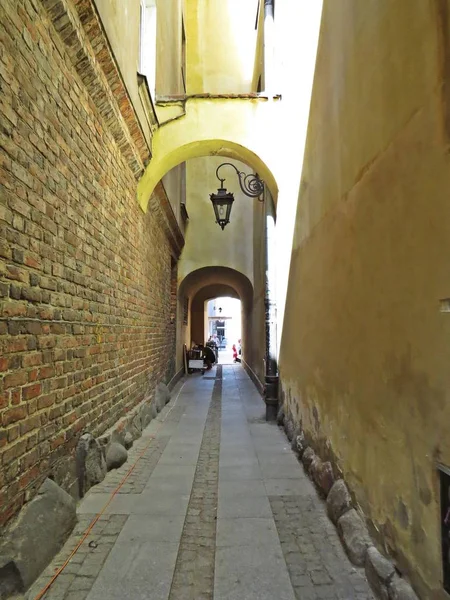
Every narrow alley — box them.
[1,0,449,597]
[26,367,373,600]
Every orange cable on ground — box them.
[33,381,186,600]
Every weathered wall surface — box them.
[0,0,178,526]
[279,1,450,596]
[185,0,257,94]
[156,0,184,96]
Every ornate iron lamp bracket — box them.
[215,162,264,201]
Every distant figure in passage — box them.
[232,344,238,363]
[202,344,216,370]
[206,336,219,362]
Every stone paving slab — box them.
[217,494,273,519]
[87,541,180,600]
[25,514,128,600]
[25,376,209,600]
[214,545,296,600]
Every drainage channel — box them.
[168,365,222,599]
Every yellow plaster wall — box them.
[184,0,257,94]
[156,0,184,96]
[251,0,264,92]
[280,1,450,595]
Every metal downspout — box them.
[263,0,278,420]
[264,190,279,421]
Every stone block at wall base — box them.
[365,546,396,600]
[338,509,373,566]
[155,382,171,412]
[284,416,295,441]
[312,460,335,496]
[106,442,128,471]
[123,432,133,449]
[76,433,107,498]
[0,479,76,595]
[326,479,352,524]
[301,447,316,470]
[388,576,420,600]
[293,431,306,457]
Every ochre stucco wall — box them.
[156,0,184,96]
[179,157,255,286]
[280,1,450,596]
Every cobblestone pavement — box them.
[270,495,374,600]
[169,365,222,600]
[25,366,374,600]
[25,514,128,600]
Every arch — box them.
[137,97,280,211]
[179,266,253,303]
[190,284,239,346]
[179,266,255,366]
[192,284,239,303]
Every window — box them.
[439,464,450,592]
[139,0,157,99]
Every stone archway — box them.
[178,266,262,378]
[137,97,280,212]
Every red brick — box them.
[7,425,20,442]
[0,429,8,448]
[3,371,27,389]
[0,0,177,526]
[22,352,43,367]
[50,434,65,450]
[38,365,55,379]
[2,406,27,426]
[1,438,28,466]
[37,393,55,410]
[20,414,40,435]
[22,383,41,400]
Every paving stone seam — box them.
[168,365,222,600]
[25,389,189,600]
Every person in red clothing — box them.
[232,344,238,362]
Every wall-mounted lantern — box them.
[209,162,264,230]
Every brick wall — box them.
[0,0,178,525]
